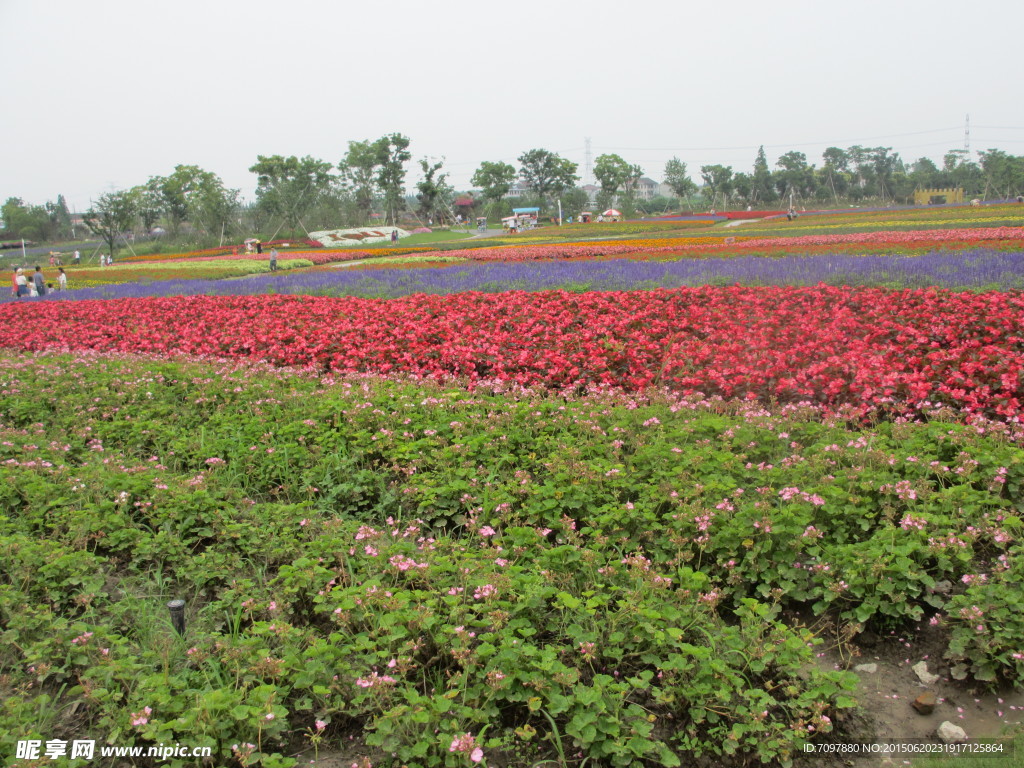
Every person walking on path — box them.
[58,268,68,292]
[269,249,278,272]
[10,268,17,297]
[32,267,47,296]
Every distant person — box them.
[256,241,263,255]
[10,268,18,297]
[391,230,398,243]
[269,249,278,272]
[58,267,67,291]
[74,250,81,263]
[33,266,47,296]
[15,268,29,297]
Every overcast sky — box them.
[2,0,1023,211]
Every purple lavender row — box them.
[5,247,1024,304]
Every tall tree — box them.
[942,150,984,196]
[150,165,217,236]
[663,157,697,203]
[593,153,633,207]
[471,161,517,205]
[699,165,734,207]
[517,149,579,206]
[979,149,1024,198]
[191,180,241,240]
[617,163,644,217]
[752,146,775,203]
[249,155,335,233]
[131,180,165,232]
[774,151,817,200]
[85,190,137,258]
[415,158,453,223]
[1,197,51,242]
[46,195,73,240]
[821,147,850,173]
[374,133,411,226]
[340,140,381,223]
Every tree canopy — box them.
[517,149,579,205]
[85,191,137,258]
[471,161,517,204]
[249,155,335,233]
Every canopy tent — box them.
[512,207,540,215]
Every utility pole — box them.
[965,114,970,155]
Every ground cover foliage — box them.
[1,353,1022,766]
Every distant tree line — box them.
[4,139,1023,248]
[689,145,1024,210]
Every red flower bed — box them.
[2,287,1023,419]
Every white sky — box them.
[2,0,1023,210]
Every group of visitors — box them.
[10,266,67,297]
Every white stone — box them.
[913,661,940,685]
[854,663,878,673]
[937,721,967,744]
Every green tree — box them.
[471,161,517,205]
[774,151,817,201]
[415,158,453,223]
[593,154,633,206]
[752,146,775,204]
[731,172,754,204]
[979,149,1024,198]
[1,198,55,242]
[131,180,165,232]
[617,163,644,217]
[191,180,241,241]
[559,188,590,220]
[942,150,984,196]
[820,148,851,202]
[517,149,579,207]
[374,133,411,226]
[339,140,381,223]
[46,195,73,240]
[869,147,902,201]
[699,164,734,208]
[249,155,335,234]
[663,157,697,204]
[821,147,850,173]
[150,165,215,236]
[85,190,137,258]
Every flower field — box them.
[2,286,1024,420]
[2,353,1021,767]
[2,204,1024,767]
